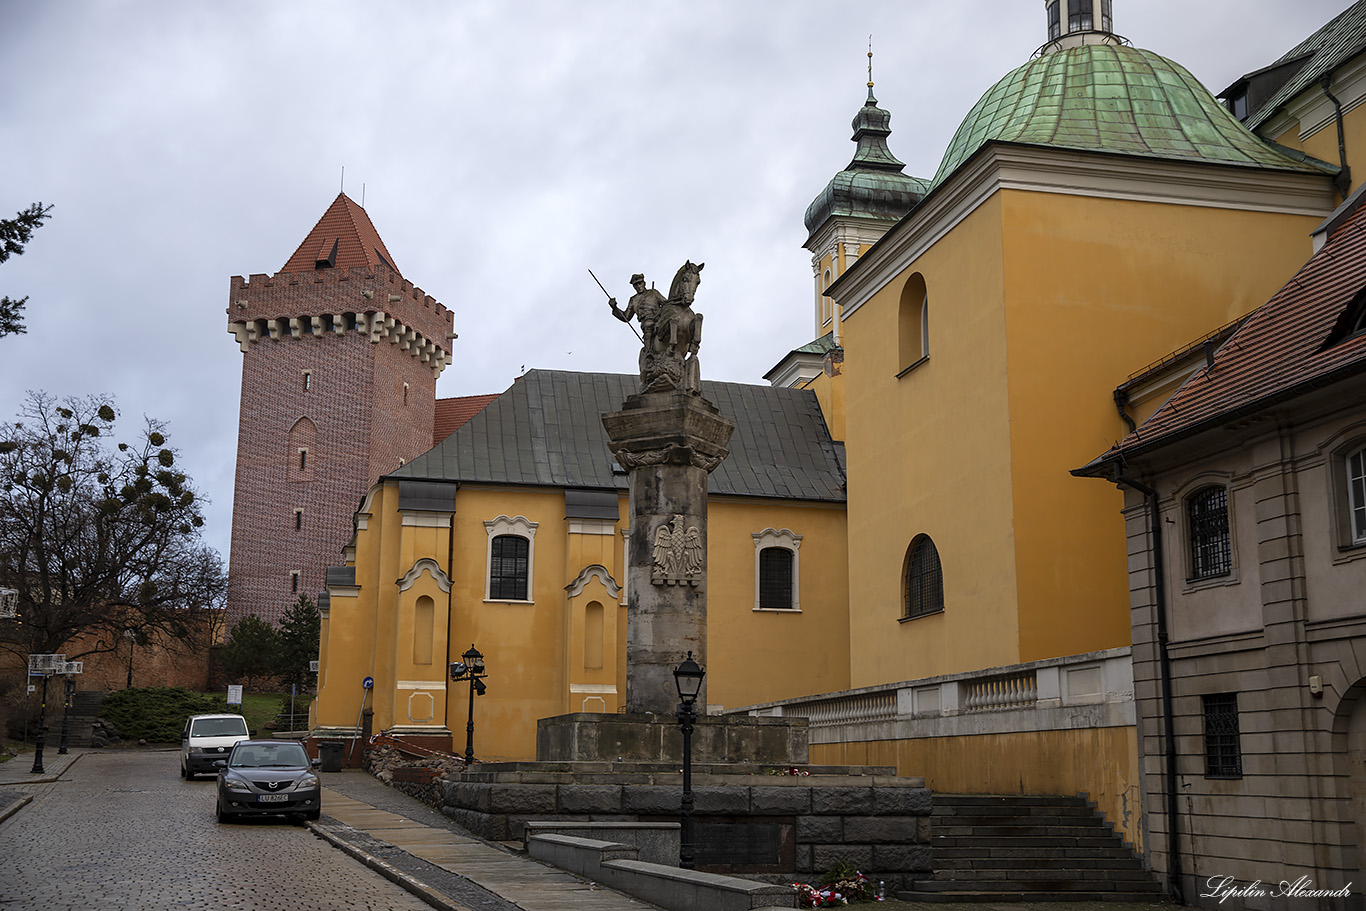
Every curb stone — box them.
[307,820,475,911]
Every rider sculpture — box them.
[608,261,704,395]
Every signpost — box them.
[226,685,243,709]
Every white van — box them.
[180,714,252,779]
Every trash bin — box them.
[318,740,345,772]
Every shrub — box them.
[101,687,226,743]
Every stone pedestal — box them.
[602,390,734,714]
[536,712,808,765]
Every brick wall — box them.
[225,265,452,628]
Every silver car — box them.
[214,740,321,823]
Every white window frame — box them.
[752,528,801,612]
[1349,446,1366,544]
[484,515,537,603]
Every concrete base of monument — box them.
[437,760,933,887]
[536,712,808,764]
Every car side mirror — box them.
[311,758,321,768]
[249,730,258,737]
[213,759,226,769]
[181,732,188,740]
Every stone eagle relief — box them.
[651,514,703,586]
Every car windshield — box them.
[191,717,248,737]
[229,743,309,769]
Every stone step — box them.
[935,855,1147,871]
[930,867,1157,883]
[933,835,1130,849]
[898,888,1168,903]
[933,818,1110,833]
[932,794,1093,807]
[932,804,1097,817]
[935,845,1137,861]
[911,878,1164,894]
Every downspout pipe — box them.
[1111,471,1184,904]
[1321,75,1352,202]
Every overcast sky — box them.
[1,0,1352,561]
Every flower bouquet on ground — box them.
[795,863,880,905]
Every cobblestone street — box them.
[0,750,436,911]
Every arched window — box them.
[489,536,529,600]
[484,515,537,602]
[903,535,944,619]
[752,528,802,611]
[898,273,928,373]
[287,417,316,482]
[759,548,794,610]
[1187,486,1232,579]
[1348,446,1366,544]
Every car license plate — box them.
[258,794,288,803]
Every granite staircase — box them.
[63,690,106,747]
[903,794,1164,903]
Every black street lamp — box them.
[673,651,705,870]
[57,677,76,754]
[449,645,487,764]
[30,671,51,774]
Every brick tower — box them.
[225,193,454,627]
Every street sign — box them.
[362,676,374,690]
[226,685,243,706]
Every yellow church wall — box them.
[446,486,571,761]
[810,725,1141,851]
[802,363,845,442]
[1268,105,1366,197]
[841,194,1022,688]
[997,189,1322,662]
[705,497,851,711]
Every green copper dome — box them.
[805,88,930,241]
[930,44,1332,189]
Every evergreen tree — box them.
[277,594,321,690]
[1,202,54,337]
[220,614,280,692]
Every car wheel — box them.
[179,763,187,779]
[305,808,320,821]
[216,799,230,824]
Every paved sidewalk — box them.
[312,786,664,911]
[0,747,87,786]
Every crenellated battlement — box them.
[228,264,452,339]
[225,264,455,377]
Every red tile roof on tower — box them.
[1077,188,1366,475]
[280,193,402,276]
[433,394,499,447]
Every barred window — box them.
[758,547,794,610]
[1348,447,1366,544]
[1187,486,1231,580]
[1068,0,1093,31]
[1203,693,1242,778]
[489,535,529,601]
[903,535,944,620]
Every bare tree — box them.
[0,391,225,660]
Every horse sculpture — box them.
[643,260,704,394]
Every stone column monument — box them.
[602,261,734,714]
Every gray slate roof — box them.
[390,370,846,502]
[1247,0,1366,131]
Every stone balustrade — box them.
[733,647,1133,743]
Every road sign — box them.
[226,685,243,706]
[362,676,374,690]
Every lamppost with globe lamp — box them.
[673,652,705,870]
[449,645,487,764]
[27,654,66,774]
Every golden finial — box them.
[867,36,874,88]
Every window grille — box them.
[1047,0,1061,39]
[904,536,944,619]
[1349,448,1366,544]
[758,548,794,610]
[1202,693,1242,778]
[489,535,529,601]
[1069,0,1093,31]
[1188,486,1231,579]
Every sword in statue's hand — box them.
[590,268,643,343]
